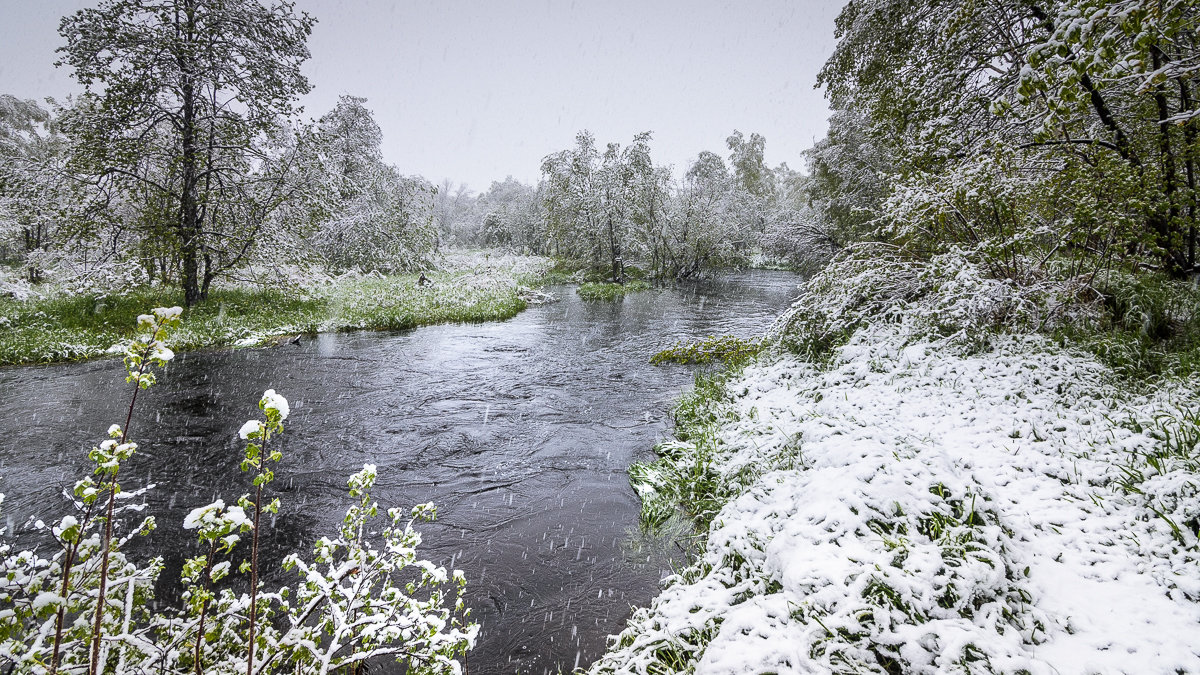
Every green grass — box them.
[0,258,546,366]
[650,335,762,367]
[529,259,588,286]
[577,279,652,301]
[0,286,326,365]
[628,368,744,532]
[1055,270,1200,381]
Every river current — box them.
[0,270,801,674]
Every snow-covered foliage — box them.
[819,0,1200,277]
[304,97,438,274]
[0,307,179,673]
[599,316,1200,673]
[0,310,476,674]
[278,466,477,674]
[768,244,1104,363]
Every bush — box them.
[769,243,1113,361]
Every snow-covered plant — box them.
[0,307,179,674]
[771,244,1107,359]
[84,307,180,674]
[273,465,477,674]
[1,311,477,675]
[155,500,255,675]
[236,389,289,675]
[0,497,54,669]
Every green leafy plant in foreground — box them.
[0,310,476,674]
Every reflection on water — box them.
[0,270,801,675]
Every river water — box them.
[0,270,801,674]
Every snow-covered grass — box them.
[0,252,553,365]
[650,335,763,367]
[601,326,1200,673]
[598,249,1200,674]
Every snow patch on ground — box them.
[593,326,1200,674]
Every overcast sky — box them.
[0,0,844,190]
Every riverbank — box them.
[0,252,553,366]
[595,252,1200,673]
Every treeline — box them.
[0,1,436,307]
[1,0,852,306]
[434,129,849,280]
[812,0,1200,284]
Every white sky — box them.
[0,0,844,191]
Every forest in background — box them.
[0,0,841,312]
[7,0,1200,368]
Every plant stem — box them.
[246,429,267,675]
[88,334,154,675]
[194,543,216,675]
[48,542,79,674]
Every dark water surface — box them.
[0,270,801,674]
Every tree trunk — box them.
[1180,76,1198,271]
[1152,43,1183,275]
[201,252,215,301]
[178,0,202,306]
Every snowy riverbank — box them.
[594,322,1200,673]
[0,251,553,365]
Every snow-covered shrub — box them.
[1089,269,1200,340]
[758,205,842,274]
[0,267,34,300]
[771,243,1105,358]
[39,247,152,298]
[277,466,477,674]
[0,306,179,673]
[0,311,476,675]
[883,148,1149,282]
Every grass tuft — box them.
[650,335,762,367]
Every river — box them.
[0,270,801,674]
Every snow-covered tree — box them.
[57,0,316,305]
[541,131,605,267]
[819,0,1200,278]
[475,177,544,250]
[306,96,437,273]
[0,95,73,284]
[433,179,476,245]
